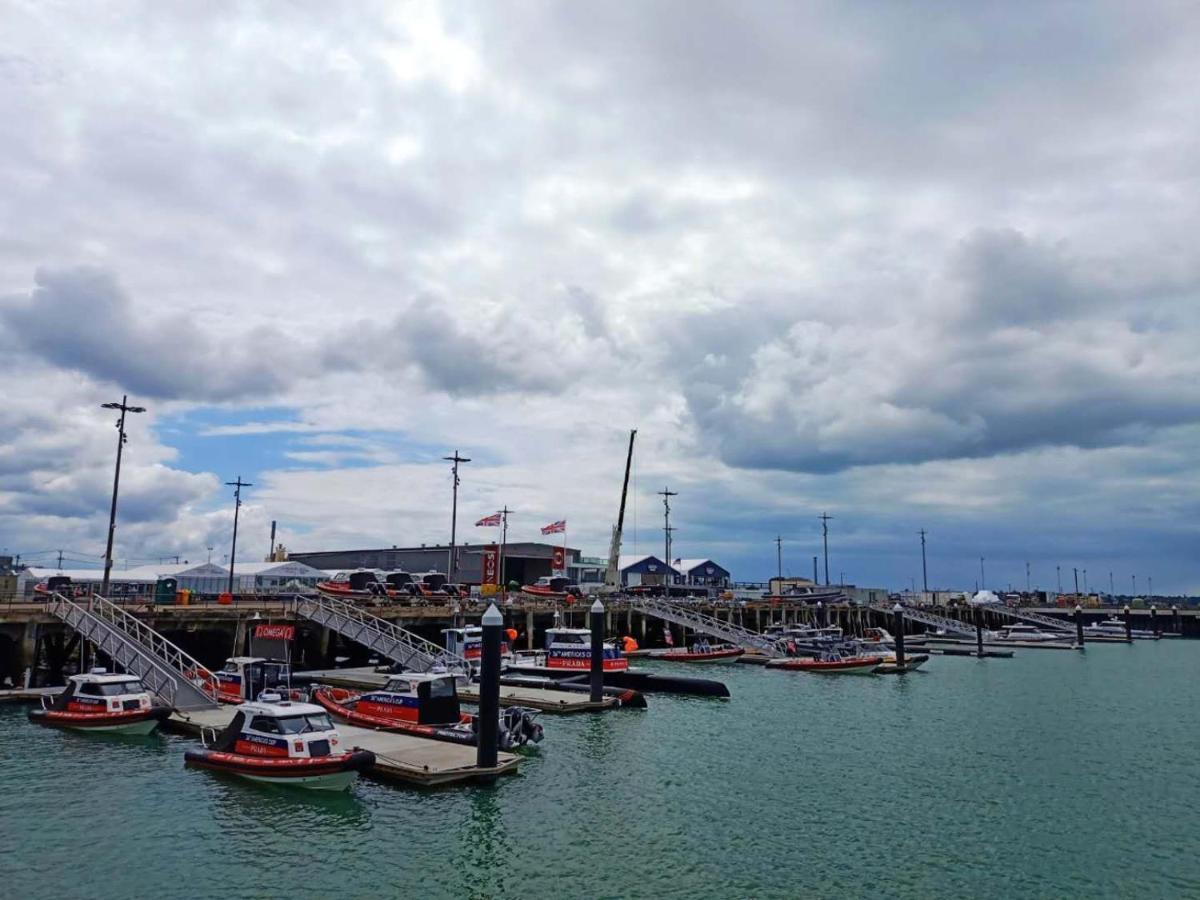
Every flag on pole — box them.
[663,624,673,647]
[475,512,502,527]
[541,520,566,535]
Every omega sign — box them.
[254,624,295,641]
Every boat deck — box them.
[295,667,617,713]
[168,706,519,787]
[0,686,60,704]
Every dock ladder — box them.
[292,593,471,676]
[628,596,785,657]
[44,593,220,710]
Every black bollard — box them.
[1075,604,1084,647]
[976,608,985,658]
[816,601,824,628]
[1172,605,1180,635]
[476,603,502,771]
[1150,604,1158,635]
[589,598,605,704]
[1123,605,1132,642]
[892,603,906,667]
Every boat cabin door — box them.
[416,677,460,724]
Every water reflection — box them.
[199,767,370,829]
[451,785,515,898]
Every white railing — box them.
[873,602,978,637]
[43,593,219,710]
[293,593,471,675]
[629,596,784,656]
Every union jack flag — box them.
[541,520,566,535]
[475,512,502,527]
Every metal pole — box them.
[589,598,605,703]
[812,555,818,585]
[975,607,984,657]
[498,506,511,599]
[979,557,985,590]
[444,451,470,581]
[776,536,783,584]
[1075,604,1084,647]
[268,520,276,562]
[1073,567,1079,598]
[1025,561,1031,593]
[1057,565,1062,594]
[819,513,833,585]
[100,396,145,597]
[226,477,253,595]
[919,529,928,593]
[476,603,502,771]
[1123,605,1132,642]
[892,603,905,667]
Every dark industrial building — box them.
[288,542,581,587]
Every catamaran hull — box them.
[504,662,729,697]
[766,657,883,675]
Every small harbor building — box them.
[288,542,581,587]
[618,555,678,588]
[671,559,732,589]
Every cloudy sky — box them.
[2,1,1198,593]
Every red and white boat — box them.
[313,671,542,749]
[184,693,375,791]
[316,570,397,601]
[28,669,172,734]
[507,625,629,674]
[443,626,510,665]
[660,643,745,664]
[189,657,301,704]
[520,576,582,600]
[766,654,883,675]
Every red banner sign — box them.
[482,545,499,586]
[552,547,565,571]
[254,624,295,641]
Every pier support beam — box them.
[589,599,605,704]
[477,604,502,772]
[525,610,534,650]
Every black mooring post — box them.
[976,608,984,658]
[590,598,605,704]
[816,601,824,628]
[1075,604,1084,647]
[1123,605,1132,642]
[1150,604,1158,635]
[477,603,502,771]
[892,603,905,667]
[1172,605,1180,635]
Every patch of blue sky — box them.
[155,406,460,484]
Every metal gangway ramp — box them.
[629,596,785,657]
[45,593,220,710]
[873,602,978,637]
[986,606,1074,634]
[293,593,471,676]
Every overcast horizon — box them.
[2,2,1199,594]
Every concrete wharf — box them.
[296,666,618,713]
[168,706,519,787]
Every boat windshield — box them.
[275,713,334,734]
[98,680,144,696]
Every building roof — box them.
[618,554,677,573]
[673,558,730,576]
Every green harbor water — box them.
[2,642,1199,899]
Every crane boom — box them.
[603,429,637,590]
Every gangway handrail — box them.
[986,605,1075,633]
[293,593,471,676]
[872,602,977,637]
[43,593,219,709]
[89,594,222,702]
[628,596,785,657]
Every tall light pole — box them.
[225,477,253,595]
[1109,571,1114,596]
[658,487,677,595]
[919,529,928,593]
[1025,561,1031,593]
[1057,565,1062,594]
[979,556,985,591]
[1083,569,1088,594]
[443,451,470,581]
[819,513,833,586]
[100,396,146,597]
[775,535,783,585]
[1073,567,1079,597]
